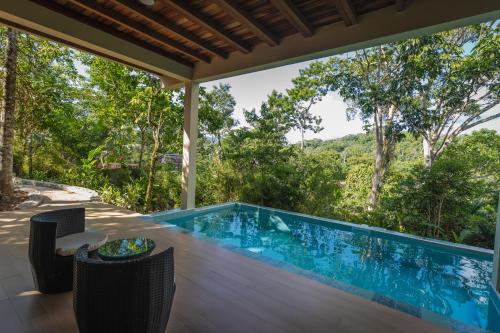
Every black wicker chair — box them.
[29,208,86,293]
[73,245,176,333]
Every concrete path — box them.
[18,185,93,203]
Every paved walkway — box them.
[0,187,453,333]
[18,185,94,202]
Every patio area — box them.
[0,1,498,332]
[0,188,452,333]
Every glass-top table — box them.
[97,237,155,261]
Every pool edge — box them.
[145,201,493,260]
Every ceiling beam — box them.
[395,0,410,12]
[211,0,279,47]
[2,0,192,79]
[113,0,227,59]
[270,0,313,37]
[69,0,210,63]
[334,0,357,26]
[166,0,251,54]
[28,0,194,68]
[193,0,500,82]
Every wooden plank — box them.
[69,0,211,63]
[166,0,251,54]
[395,0,410,12]
[334,0,357,26]
[29,0,194,67]
[270,0,313,37]
[113,0,228,59]
[211,0,280,47]
[0,16,166,76]
[0,199,455,333]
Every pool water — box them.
[148,203,499,332]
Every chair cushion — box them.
[56,231,108,256]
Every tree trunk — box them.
[422,129,438,168]
[216,132,223,161]
[28,139,34,179]
[300,129,305,150]
[422,137,433,168]
[138,130,145,170]
[1,29,18,199]
[18,139,26,178]
[367,106,394,209]
[144,133,160,212]
[368,139,388,209]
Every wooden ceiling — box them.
[30,0,408,67]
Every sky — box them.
[200,58,363,144]
[200,58,499,144]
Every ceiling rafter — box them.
[166,0,251,54]
[30,0,193,67]
[69,0,210,63]
[395,0,410,12]
[113,0,227,59]
[270,0,313,37]
[334,0,357,26]
[211,0,279,47]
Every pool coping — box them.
[147,201,494,260]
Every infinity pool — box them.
[147,203,499,332]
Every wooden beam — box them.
[334,0,357,26]
[69,0,210,63]
[113,0,227,59]
[193,0,500,82]
[270,0,313,37]
[211,0,279,47]
[29,0,193,68]
[396,0,410,12]
[166,0,251,54]
[0,16,164,76]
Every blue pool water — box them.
[148,203,500,332]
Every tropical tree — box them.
[286,61,328,149]
[398,23,500,167]
[0,28,18,199]
[326,46,407,208]
[199,83,237,160]
[15,34,78,177]
[83,56,142,164]
[226,91,300,208]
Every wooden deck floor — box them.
[0,200,454,333]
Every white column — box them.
[492,192,500,292]
[181,81,199,210]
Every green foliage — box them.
[378,130,499,247]
[293,150,343,217]
[3,23,498,251]
[396,23,499,166]
[338,163,372,218]
[100,177,146,212]
[285,61,330,147]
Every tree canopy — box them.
[0,22,498,249]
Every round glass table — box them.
[97,237,155,261]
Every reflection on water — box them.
[169,206,496,331]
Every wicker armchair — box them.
[73,245,176,333]
[29,208,86,293]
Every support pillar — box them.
[181,81,199,210]
[492,192,500,292]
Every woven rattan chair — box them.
[73,245,176,333]
[29,208,86,293]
